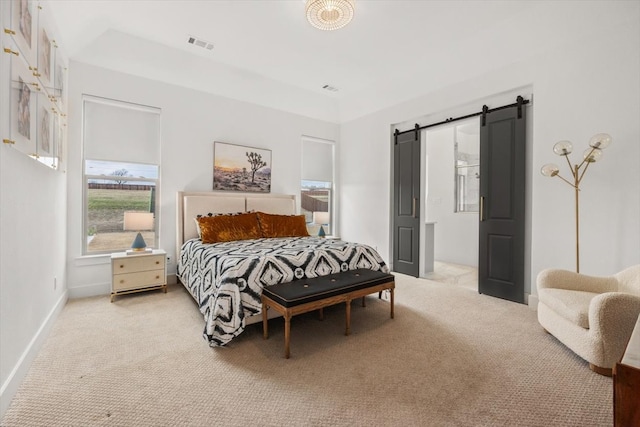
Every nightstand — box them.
[111,249,167,302]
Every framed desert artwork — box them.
[213,141,271,193]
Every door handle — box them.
[480,196,485,222]
[412,198,417,218]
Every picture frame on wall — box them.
[36,90,55,168]
[10,42,37,156]
[213,141,272,193]
[54,47,68,112]
[51,113,60,169]
[38,99,50,154]
[10,0,37,65]
[56,117,66,170]
[38,25,52,89]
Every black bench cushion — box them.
[262,269,394,308]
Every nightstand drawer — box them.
[110,249,167,302]
[112,255,165,274]
[113,269,165,291]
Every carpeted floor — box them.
[1,273,612,426]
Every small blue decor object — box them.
[318,225,326,237]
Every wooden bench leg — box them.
[284,312,291,359]
[345,299,351,336]
[390,288,394,319]
[262,301,269,339]
[318,307,324,320]
[362,296,366,307]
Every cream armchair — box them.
[536,265,640,375]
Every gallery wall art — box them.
[3,0,67,170]
[213,141,271,193]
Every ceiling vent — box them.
[322,84,339,92]
[187,35,214,51]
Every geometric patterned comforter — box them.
[176,236,390,346]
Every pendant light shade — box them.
[306,0,355,31]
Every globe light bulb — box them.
[583,147,603,163]
[541,163,560,177]
[589,133,612,149]
[553,141,573,156]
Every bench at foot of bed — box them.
[261,268,395,358]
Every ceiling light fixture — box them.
[305,0,355,31]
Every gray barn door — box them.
[393,128,421,277]
[478,105,526,303]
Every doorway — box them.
[421,118,480,277]
[417,105,527,304]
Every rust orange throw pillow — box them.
[256,212,310,238]
[196,212,261,243]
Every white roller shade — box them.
[302,138,333,182]
[83,97,160,164]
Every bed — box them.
[175,191,390,346]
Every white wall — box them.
[339,17,640,296]
[2,2,638,420]
[0,2,68,414]
[425,126,478,267]
[66,62,339,297]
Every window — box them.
[454,122,479,213]
[82,96,161,254]
[301,137,334,236]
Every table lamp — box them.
[124,211,154,253]
[313,211,330,237]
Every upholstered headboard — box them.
[176,191,297,250]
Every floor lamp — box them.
[541,133,612,273]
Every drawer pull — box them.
[156,276,160,279]
[120,280,125,284]
[120,265,124,268]
[155,261,160,265]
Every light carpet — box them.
[1,274,612,426]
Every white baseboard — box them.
[527,293,539,311]
[68,275,178,299]
[67,281,111,299]
[0,290,68,419]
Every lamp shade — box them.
[124,211,154,231]
[541,163,560,177]
[589,133,612,149]
[583,147,603,163]
[553,141,573,156]
[313,211,330,225]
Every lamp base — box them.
[126,248,153,255]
